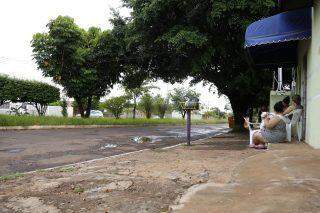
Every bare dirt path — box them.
[0,124,228,175]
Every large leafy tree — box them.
[32,16,122,117]
[120,0,277,129]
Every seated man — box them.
[252,101,287,149]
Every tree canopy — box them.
[31,16,123,117]
[119,0,278,129]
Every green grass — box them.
[73,186,85,193]
[0,114,226,127]
[0,173,24,181]
[57,167,76,173]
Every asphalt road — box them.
[0,124,228,175]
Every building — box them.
[245,0,320,148]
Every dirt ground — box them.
[0,124,227,175]
[0,133,256,212]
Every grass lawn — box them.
[0,114,227,127]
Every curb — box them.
[0,123,227,131]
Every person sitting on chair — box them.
[282,96,290,111]
[283,94,303,116]
[252,101,287,149]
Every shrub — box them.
[138,93,154,119]
[0,75,60,116]
[104,96,129,119]
[154,95,170,119]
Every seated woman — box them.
[282,96,291,111]
[283,94,303,116]
[252,101,287,149]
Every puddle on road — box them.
[168,127,220,138]
[0,148,25,154]
[100,144,118,150]
[130,136,171,144]
[130,127,222,144]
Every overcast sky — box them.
[0,0,228,110]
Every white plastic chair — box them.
[285,109,303,142]
[244,117,260,146]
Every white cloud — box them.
[0,0,228,110]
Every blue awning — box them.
[245,7,311,48]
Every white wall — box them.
[45,106,73,117]
[0,102,73,117]
[298,2,320,148]
[306,2,320,148]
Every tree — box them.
[0,75,9,105]
[124,81,158,119]
[27,81,60,116]
[154,95,170,119]
[61,99,68,117]
[138,93,154,119]
[31,16,122,118]
[120,0,276,130]
[169,88,200,119]
[104,96,129,119]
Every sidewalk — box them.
[172,142,320,213]
[1,133,320,212]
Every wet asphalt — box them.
[0,124,228,175]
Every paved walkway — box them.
[172,142,320,213]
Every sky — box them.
[0,0,228,111]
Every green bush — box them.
[138,93,154,119]
[154,95,171,119]
[0,75,60,116]
[104,96,129,119]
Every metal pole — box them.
[278,67,283,91]
[186,109,191,146]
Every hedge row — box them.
[0,75,60,115]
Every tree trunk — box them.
[229,96,248,132]
[75,98,85,118]
[85,96,93,118]
[35,103,47,116]
[181,110,186,119]
[133,96,137,119]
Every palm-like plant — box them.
[124,81,159,119]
